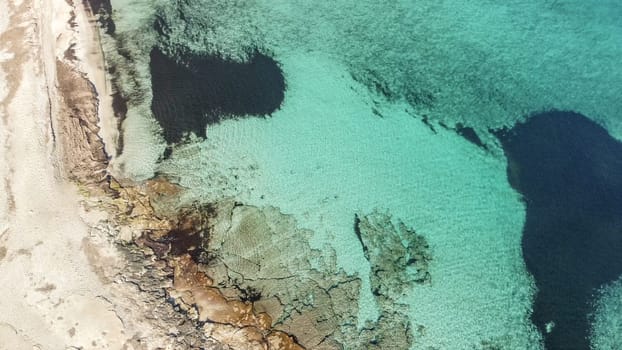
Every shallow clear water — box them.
[98,0,622,349]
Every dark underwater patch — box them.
[455,123,487,150]
[496,111,622,350]
[83,0,116,34]
[149,47,285,145]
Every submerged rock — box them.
[347,210,432,349]
[197,202,357,349]
[354,209,432,298]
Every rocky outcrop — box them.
[110,186,353,349]
[55,59,111,193]
[197,202,359,349]
[100,180,425,349]
[55,49,429,348]
[57,7,427,348]
[54,46,312,347]
[90,176,312,349]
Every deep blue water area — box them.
[149,47,285,145]
[497,111,622,350]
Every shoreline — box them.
[0,0,224,348]
[58,1,622,349]
[0,0,131,347]
[57,3,320,346]
[74,0,120,161]
[1,0,329,348]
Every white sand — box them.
[0,0,9,230]
[0,1,163,349]
[0,1,123,348]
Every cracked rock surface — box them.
[355,209,433,298]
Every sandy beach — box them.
[0,2,316,349]
[0,0,162,348]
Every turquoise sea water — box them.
[96,1,622,349]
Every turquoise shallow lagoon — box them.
[97,0,622,349]
[159,54,537,347]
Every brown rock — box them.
[55,59,112,194]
